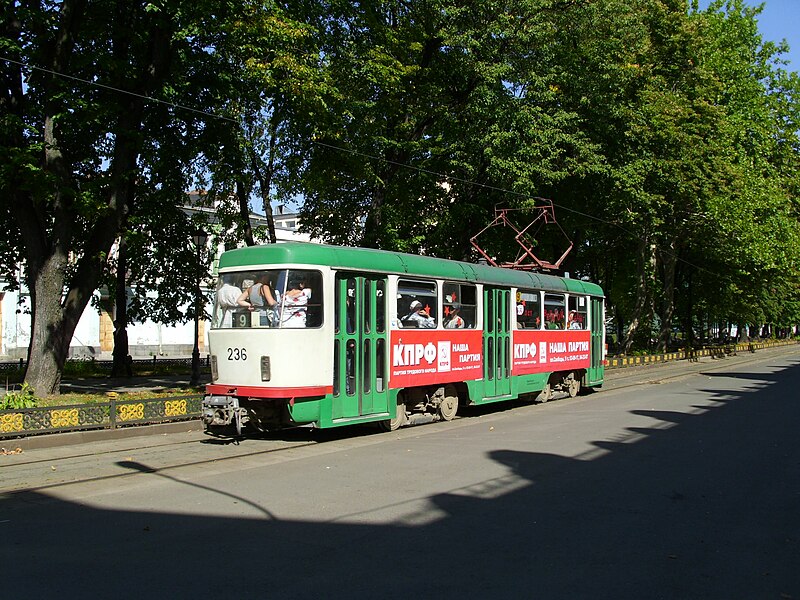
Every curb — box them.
[4,419,201,452]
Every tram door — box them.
[586,296,605,386]
[333,274,389,419]
[483,287,511,397]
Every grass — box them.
[34,388,203,408]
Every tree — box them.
[292,0,602,257]
[195,0,330,249]
[551,0,800,351]
[0,0,232,394]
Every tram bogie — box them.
[202,242,605,437]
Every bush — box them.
[1,382,39,410]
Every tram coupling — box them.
[202,395,249,436]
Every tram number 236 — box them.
[227,347,247,361]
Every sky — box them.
[700,0,800,71]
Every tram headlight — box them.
[210,355,218,381]
[261,356,271,382]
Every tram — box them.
[201,242,605,435]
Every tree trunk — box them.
[24,254,74,396]
[111,234,131,377]
[249,126,278,244]
[236,178,257,246]
[655,241,677,353]
[362,187,386,249]
[685,270,694,351]
[620,238,654,354]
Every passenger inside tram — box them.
[214,276,243,327]
[444,303,465,328]
[212,269,321,329]
[401,300,435,328]
[274,275,311,328]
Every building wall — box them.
[0,287,211,360]
[1,288,29,360]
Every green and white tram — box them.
[202,242,605,435]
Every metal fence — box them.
[605,339,797,368]
[0,394,202,440]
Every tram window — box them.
[443,283,477,328]
[346,279,356,334]
[333,339,340,396]
[346,339,355,395]
[486,337,494,379]
[363,279,371,334]
[397,279,437,328]
[544,293,566,329]
[376,338,385,392]
[568,295,588,330]
[516,290,541,329]
[376,280,386,333]
[363,339,371,394]
[211,269,323,329]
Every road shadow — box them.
[3,361,799,599]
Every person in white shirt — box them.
[214,281,243,327]
[273,276,312,327]
[403,300,435,328]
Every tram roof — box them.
[219,242,604,297]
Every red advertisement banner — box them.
[389,329,592,388]
[512,330,592,375]
[389,329,483,388]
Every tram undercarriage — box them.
[202,395,293,436]
[537,370,584,402]
[202,371,587,437]
[202,384,464,437]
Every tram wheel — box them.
[379,400,407,432]
[537,382,552,403]
[438,386,459,421]
[566,374,581,398]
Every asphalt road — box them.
[2,346,799,599]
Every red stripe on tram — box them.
[205,384,333,398]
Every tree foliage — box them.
[0,0,237,394]
[2,0,799,395]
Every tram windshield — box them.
[212,269,323,329]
